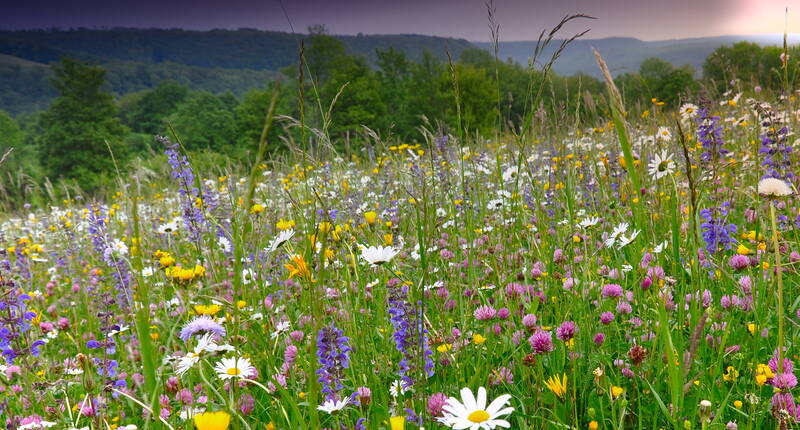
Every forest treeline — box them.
[1,28,799,197]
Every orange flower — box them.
[284,254,314,282]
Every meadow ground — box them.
[1,88,800,430]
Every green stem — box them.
[769,202,785,374]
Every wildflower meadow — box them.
[4,16,800,430]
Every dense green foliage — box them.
[703,41,800,91]
[37,58,128,190]
[1,29,798,194]
[0,27,471,115]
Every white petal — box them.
[460,387,477,411]
[476,386,487,410]
[485,394,512,414]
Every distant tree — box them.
[321,55,386,136]
[406,51,449,131]
[0,111,23,156]
[38,58,127,190]
[167,92,236,152]
[235,82,291,153]
[656,68,698,107]
[375,48,415,136]
[445,64,499,134]
[703,42,773,91]
[305,25,349,86]
[122,81,189,135]
[639,57,674,81]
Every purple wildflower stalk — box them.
[696,107,728,164]
[699,203,737,254]
[316,323,351,401]
[388,284,434,391]
[158,136,205,241]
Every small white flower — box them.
[241,268,257,285]
[648,150,676,180]
[653,240,669,254]
[439,386,513,429]
[18,421,57,430]
[579,216,600,229]
[107,325,130,337]
[758,177,792,197]
[218,236,232,253]
[266,229,295,253]
[110,239,128,255]
[157,219,179,235]
[360,245,399,266]
[317,397,349,414]
[141,266,155,277]
[214,356,256,380]
[390,379,409,398]
[656,126,672,141]
[271,321,291,339]
[486,199,504,210]
[616,229,641,249]
[680,103,699,120]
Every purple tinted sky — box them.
[2,0,796,41]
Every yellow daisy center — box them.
[468,410,490,423]
[226,367,241,376]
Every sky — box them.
[2,0,799,41]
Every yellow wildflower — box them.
[544,373,568,400]
[193,411,230,430]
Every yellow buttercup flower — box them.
[193,411,230,430]
[250,204,265,214]
[364,211,378,225]
[472,333,486,345]
[165,264,206,284]
[390,416,405,430]
[276,219,295,230]
[611,385,624,398]
[437,343,453,353]
[544,373,568,400]
[756,363,774,386]
[194,304,222,316]
[723,366,739,382]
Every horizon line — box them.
[1,25,800,44]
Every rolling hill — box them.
[475,34,800,77]
[1,27,798,116]
[0,28,474,116]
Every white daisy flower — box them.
[616,229,641,249]
[648,150,676,180]
[176,351,201,376]
[360,245,399,266]
[579,216,600,229]
[157,219,179,235]
[141,266,155,277]
[604,222,629,248]
[389,379,409,398]
[217,236,232,253]
[213,356,256,380]
[241,268,257,285]
[440,386,513,429]
[266,229,295,253]
[110,239,128,255]
[653,240,669,254]
[317,397,349,414]
[679,103,699,120]
[270,321,291,339]
[656,127,672,141]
